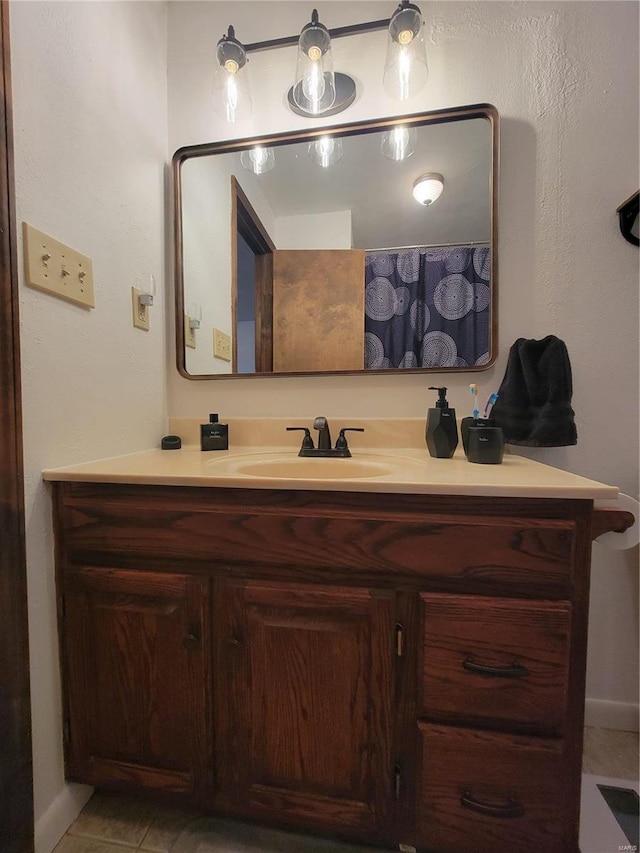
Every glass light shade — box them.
[381,125,417,161]
[292,14,336,115]
[213,28,252,123]
[135,273,156,305]
[240,146,276,175]
[383,3,428,101]
[412,173,444,206]
[308,136,343,168]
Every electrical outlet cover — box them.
[213,327,231,361]
[132,287,149,331]
[23,222,95,308]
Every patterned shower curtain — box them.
[364,246,491,369]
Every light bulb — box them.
[308,136,343,168]
[213,26,252,124]
[302,59,326,113]
[240,146,275,175]
[381,125,417,161]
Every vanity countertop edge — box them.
[42,446,618,501]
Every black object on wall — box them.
[617,191,639,246]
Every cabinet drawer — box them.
[420,594,571,733]
[415,723,568,853]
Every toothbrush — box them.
[469,384,479,420]
[483,393,499,419]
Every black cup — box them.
[461,417,495,456]
[466,425,504,465]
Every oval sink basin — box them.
[234,458,394,480]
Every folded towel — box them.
[492,336,578,447]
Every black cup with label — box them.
[461,417,495,456]
[465,424,505,465]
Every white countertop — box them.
[43,432,618,501]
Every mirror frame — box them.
[172,102,499,380]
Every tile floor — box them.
[54,726,639,853]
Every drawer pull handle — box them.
[461,791,525,819]
[182,633,199,649]
[462,658,529,679]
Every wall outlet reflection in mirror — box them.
[213,327,232,362]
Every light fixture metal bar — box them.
[244,18,391,54]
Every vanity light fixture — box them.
[308,136,343,167]
[412,172,444,206]
[131,273,156,331]
[240,146,276,175]
[213,26,252,123]
[381,124,417,161]
[292,10,337,116]
[383,1,428,101]
[216,1,429,123]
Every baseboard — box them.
[35,782,93,853]
[585,698,640,732]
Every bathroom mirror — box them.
[173,103,498,378]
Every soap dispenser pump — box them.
[426,386,459,458]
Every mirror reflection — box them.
[173,104,498,378]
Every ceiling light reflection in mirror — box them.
[174,105,498,379]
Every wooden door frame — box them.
[0,2,34,851]
[230,176,275,373]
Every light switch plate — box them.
[23,222,95,308]
[213,327,231,361]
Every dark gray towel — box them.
[492,336,577,447]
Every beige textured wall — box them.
[10,2,168,849]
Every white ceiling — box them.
[235,115,492,249]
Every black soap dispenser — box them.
[426,386,459,458]
[200,413,229,451]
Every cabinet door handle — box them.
[462,658,529,678]
[183,633,200,649]
[461,791,525,819]
[228,637,241,646]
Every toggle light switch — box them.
[23,222,95,308]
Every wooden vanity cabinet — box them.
[52,482,597,852]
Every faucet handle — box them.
[335,427,364,450]
[286,426,314,449]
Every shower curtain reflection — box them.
[364,246,491,369]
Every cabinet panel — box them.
[415,723,567,853]
[420,594,571,733]
[63,567,210,796]
[59,499,575,596]
[214,580,395,839]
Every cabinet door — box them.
[62,567,210,797]
[215,580,394,839]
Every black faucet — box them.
[286,419,364,458]
[313,416,332,450]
